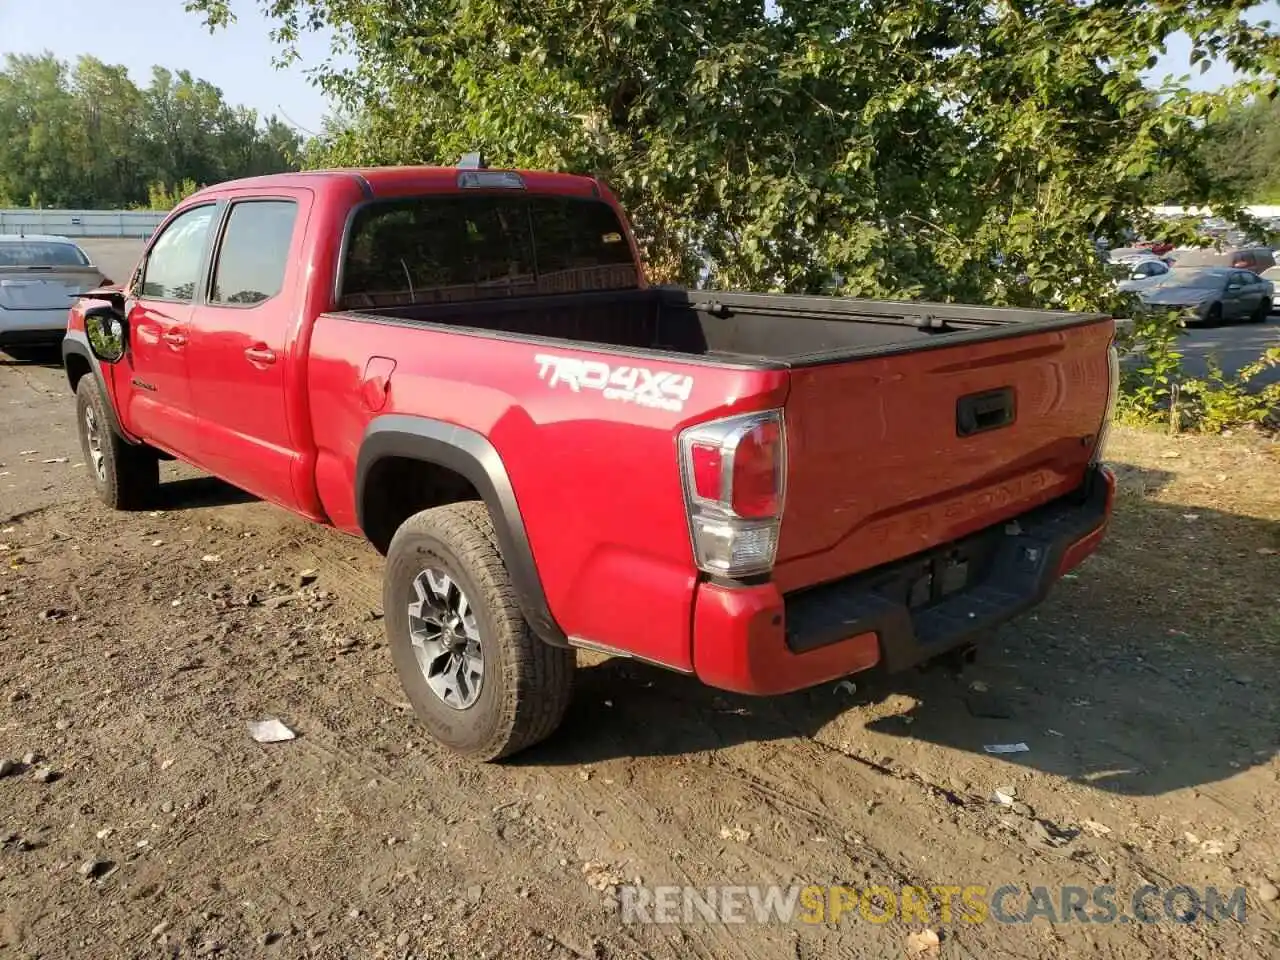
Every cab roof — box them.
[189,165,603,202]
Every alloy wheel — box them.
[407,567,484,709]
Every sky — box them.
[0,0,1276,139]
[0,0,337,133]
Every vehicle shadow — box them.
[0,344,64,368]
[152,475,259,510]
[522,468,1280,798]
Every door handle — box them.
[244,345,277,365]
[956,387,1016,437]
[162,330,187,347]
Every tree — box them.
[0,53,305,209]
[0,54,81,207]
[188,0,1280,311]
[66,58,146,208]
[1202,95,1280,203]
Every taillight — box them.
[729,417,783,517]
[687,442,724,501]
[679,410,786,577]
[1091,342,1119,465]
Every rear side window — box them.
[339,194,637,308]
[210,200,298,305]
[142,205,216,301]
[0,241,90,267]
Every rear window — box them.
[0,241,90,268]
[339,194,638,309]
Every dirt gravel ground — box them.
[1,347,1278,960]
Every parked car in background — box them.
[1138,267,1273,325]
[1110,247,1173,266]
[1262,265,1280,313]
[0,235,111,349]
[1112,256,1171,292]
[1170,246,1276,274]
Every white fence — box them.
[0,208,166,239]
[1149,205,1280,219]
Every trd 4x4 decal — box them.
[534,354,694,413]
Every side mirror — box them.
[84,303,127,363]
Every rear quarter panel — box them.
[307,316,787,670]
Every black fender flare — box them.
[61,331,139,444]
[356,415,568,647]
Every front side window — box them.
[210,200,298,305]
[141,205,216,302]
[339,193,638,309]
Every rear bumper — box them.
[691,465,1115,695]
[0,307,68,344]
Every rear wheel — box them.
[383,501,575,761]
[75,376,158,510]
[1249,300,1269,323]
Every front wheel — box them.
[1249,300,1269,323]
[75,376,159,510]
[383,501,575,761]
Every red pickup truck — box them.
[64,163,1118,761]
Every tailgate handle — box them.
[956,387,1015,437]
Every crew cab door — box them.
[119,203,219,456]
[1238,270,1269,316]
[1223,270,1255,321]
[187,194,309,509]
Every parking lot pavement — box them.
[1177,314,1280,387]
[78,237,145,287]
[2,353,1279,958]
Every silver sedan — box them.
[1137,267,1273,326]
[0,235,111,349]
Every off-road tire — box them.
[384,501,575,761]
[75,376,159,510]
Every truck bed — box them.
[338,287,1110,367]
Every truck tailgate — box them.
[773,318,1114,594]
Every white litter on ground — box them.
[247,718,296,743]
[982,742,1030,754]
